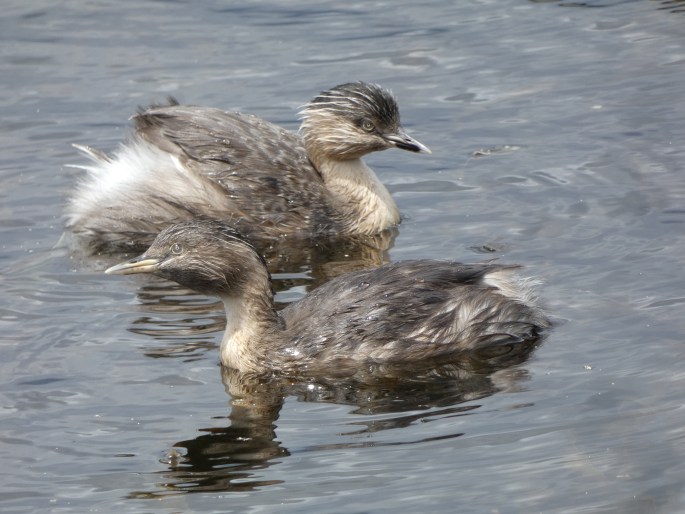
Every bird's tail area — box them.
[468,320,547,369]
[482,266,544,309]
[66,144,112,171]
[472,321,543,349]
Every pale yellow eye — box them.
[171,243,183,255]
[361,119,374,132]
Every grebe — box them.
[67,82,430,252]
[106,220,549,375]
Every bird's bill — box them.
[105,256,161,275]
[384,130,431,154]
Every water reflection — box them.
[258,228,398,281]
[529,0,685,14]
[127,338,541,497]
[66,227,396,288]
[653,0,685,14]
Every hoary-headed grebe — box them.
[67,82,430,252]
[106,220,549,375]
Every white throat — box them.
[219,297,264,372]
[318,158,400,235]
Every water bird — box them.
[106,220,550,375]
[67,82,430,252]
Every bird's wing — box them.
[281,261,535,361]
[133,103,338,237]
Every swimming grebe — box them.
[67,82,430,252]
[106,220,549,375]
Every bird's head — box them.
[106,219,268,298]
[299,82,430,162]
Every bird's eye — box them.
[171,243,183,255]
[361,119,375,132]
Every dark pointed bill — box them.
[384,130,431,154]
[105,256,161,275]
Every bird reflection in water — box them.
[125,331,542,498]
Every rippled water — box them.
[2,0,685,512]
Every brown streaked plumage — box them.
[106,220,550,376]
[67,82,430,253]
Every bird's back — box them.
[67,102,343,250]
[280,261,549,363]
[134,103,344,237]
[135,103,311,182]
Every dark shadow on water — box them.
[125,338,543,498]
[529,0,685,14]
[653,0,685,13]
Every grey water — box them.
[2,0,685,512]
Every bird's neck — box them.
[316,157,400,235]
[219,276,281,374]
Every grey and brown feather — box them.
[106,220,550,375]
[67,82,429,252]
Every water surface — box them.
[2,1,685,512]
